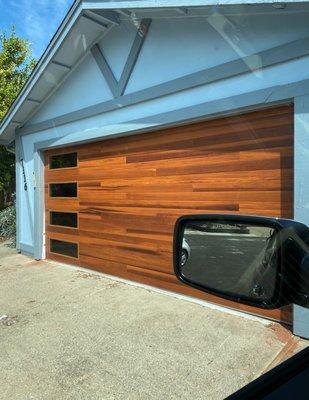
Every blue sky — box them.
[0,0,74,59]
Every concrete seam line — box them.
[44,259,270,325]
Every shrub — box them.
[0,205,16,245]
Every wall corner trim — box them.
[20,242,34,257]
[33,149,46,260]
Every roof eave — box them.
[84,0,309,9]
[0,0,83,144]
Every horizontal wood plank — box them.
[45,105,294,323]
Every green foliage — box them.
[0,26,36,121]
[0,205,16,245]
[0,145,15,200]
[0,27,36,210]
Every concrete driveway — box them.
[0,242,307,400]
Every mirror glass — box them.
[180,220,279,301]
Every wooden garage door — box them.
[45,105,294,323]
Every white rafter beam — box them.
[116,9,133,18]
[81,13,109,29]
[176,7,189,14]
[91,44,119,98]
[27,98,41,104]
[86,9,120,25]
[51,60,71,70]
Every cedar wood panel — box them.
[45,105,294,323]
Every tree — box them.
[0,27,36,209]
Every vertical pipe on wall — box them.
[293,95,309,339]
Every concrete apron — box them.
[0,243,307,400]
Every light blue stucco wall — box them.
[17,10,309,253]
[125,13,309,92]
[294,95,309,226]
[28,12,309,126]
[16,130,67,253]
[29,54,114,124]
[99,19,140,81]
[293,95,309,339]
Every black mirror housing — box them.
[174,214,309,310]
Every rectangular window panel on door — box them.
[50,211,78,228]
[49,152,77,169]
[50,239,78,258]
[49,183,77,198]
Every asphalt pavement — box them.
[182,231,276,298]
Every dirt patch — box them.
[77,272,102,280]
[262,323,308,372]
[76,271,120,289]
[268,323,293,344]
[0,314,19,327]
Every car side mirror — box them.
[174,215,309,309]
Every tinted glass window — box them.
[50,239,78,258]
[49,183,77,197]
[49,153,77,169]
[50,212,78,228]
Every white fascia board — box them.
[0,1,83,142]
[83,0,309,10]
